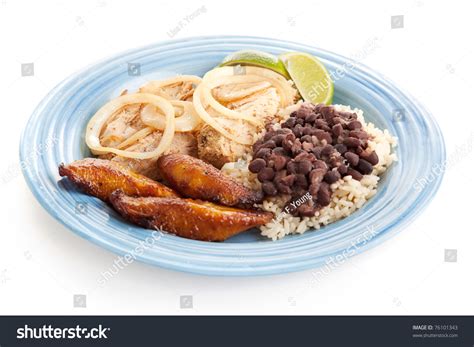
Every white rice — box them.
[221,105,397,240]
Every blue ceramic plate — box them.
[20,36,445,276]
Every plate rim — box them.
[19,35,446,276]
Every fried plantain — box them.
[58,158,178,202]
[110,190,273,241]
[157,154,262,208]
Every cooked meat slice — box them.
[197,85,283,168]
[139,81,195,101]
[100,104,144,148]
[197,120,250,169]
[157,154,262,208]
[225,87,280,123]
[58,158,178,202]
[108,131,198,180]
[110,190,273,241]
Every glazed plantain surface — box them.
[59,158,178,202]
[157,154,262,208]
[110,190,273,241]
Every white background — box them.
[0,0,473,315]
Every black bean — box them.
[347,168,363,181]
[252,139,263,152]
[347,120,362,130]
[273,169,287,181]
[314,119,328,129]
[334,143,348,155]
[287,161,297,174]
[337,164,348,175]
[255,147,271,159]
[257,167,275,182]
[291,139,302,154]
[349,130,368,140]
[339,111,357,120]
[302,126,313,136]
[262,181,278,196]
[294,152,310,162]
[293,124,303,137]
[309,168,325,185]
[357,159,373,175]
[309,182,320,196]
[321,144,334,157]
[248,158,266,173]
[276,181,292,195]
[317,182,331,206]
[332,123,344,136]
[260,140,276,149]
[297,160,312,175]
[321,106,335,122]
[328,154,343,169]
[302,142,314,152]
[282,138,294,152]
[273,155,288,171]
[296,105,313,119]
[272,134,286,146]
[280,174,296,186]
[305,113,317,123]
[297,204,317,217]
[344,152,359,166]
[272,147,286,156]
[312,147,322,159]
[360,150,379,165]
[313,160,328,171]
[294,174,308,188]
[263,132,273,141]
[324,170,341,184]
[343,137,361,148]
[282,117,297,128]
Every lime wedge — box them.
[279,52,333,105]
[219,50,290,79]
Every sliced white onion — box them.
[141,100,201,132]
[201,75,275,126]
[116,127,154,149]
[204,66,295,107]
[86,93,175,159]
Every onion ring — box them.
[86,93,175,159]
[141,100,201,132]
